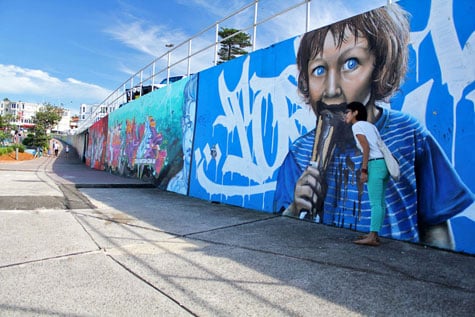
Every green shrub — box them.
[0,144,25,155]
[13,144,25,153]
[22,132,49,149]
[0,147,10,155]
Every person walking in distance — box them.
[53,141,59,158]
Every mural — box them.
[391,0,475,252]
[167,74,198,195]
[85,115,107,170]
[105,78,189,189]
[189,39,316,211]
[76,0,474,254]
[189,0,474,253]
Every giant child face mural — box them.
[274,2,473,250]
[189,0,474,253]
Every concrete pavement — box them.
[0,143,474,316]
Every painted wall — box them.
[60,131,86,162]
[189,38,315,211]
[85,115,107,170]
[81,0,474,254]
[105,77,190,189]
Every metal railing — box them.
[76,0,314,133]
[77,0,393,133]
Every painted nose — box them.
[323,71,342,99]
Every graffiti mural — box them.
[73,0,474,254]
[167,74,198,195]
[190,0,474,253]
[189,38,316,211]
[85,116,107,170]
[106,78,189,189]
[392,0,475,253]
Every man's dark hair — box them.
[347,101,367,121]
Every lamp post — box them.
[165,44,174,85]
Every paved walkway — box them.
[0,142,474,316]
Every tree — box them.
[217,27,252,64]
[22,124,49,148]
[0,113,15,130]
[0,113,15,145]
[33,103,62,131]
[23,103,63,148]
[0,131,9,145]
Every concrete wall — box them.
[76,0,475,254]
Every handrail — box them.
[77,0,313,133]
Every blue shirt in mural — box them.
[274,107,474,242]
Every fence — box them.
[77,0,392,133]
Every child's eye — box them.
[343,58,359,71]
[312,65,326,76]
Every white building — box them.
[1,99,79,134]
[53,109,72,133]
[0,99,42,129]
[79,103,93,121]
[78,103,113,132]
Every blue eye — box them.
[343,58,358,71]
[312,65,326,76]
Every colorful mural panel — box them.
[189,0,474,253]
[106,77,190,189]
[167,74,197,195]
[85,116,108,170]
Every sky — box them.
[0,0,386,115]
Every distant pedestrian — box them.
[53,141,59,157]
[65,145,70,158]
[34,146,41,158]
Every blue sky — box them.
[0,0,385,115]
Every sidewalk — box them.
[0,143,474,316]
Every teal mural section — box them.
[106,77,189,189]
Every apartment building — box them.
[0,99,41,129]
[1,99,79,133]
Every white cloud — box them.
[0,64,111,106]
[105,22,171,57]
[104,8,197,61]
[103,12,218,81]
[180,0,246,19]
